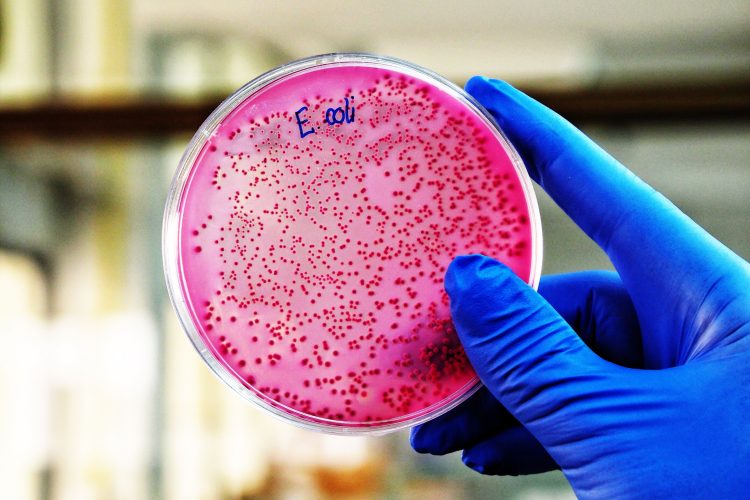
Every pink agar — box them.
[177,64,534,429]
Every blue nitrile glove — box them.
[411,77,750,498]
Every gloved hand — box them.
[411,77,750,498]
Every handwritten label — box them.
[295,96,356,139]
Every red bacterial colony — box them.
[176,62,537,431]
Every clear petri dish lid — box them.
[163,53,542,435]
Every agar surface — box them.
[179,65,533,427]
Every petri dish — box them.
[163,53,542,435]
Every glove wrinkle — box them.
[684,274,750,363]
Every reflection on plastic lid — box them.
[163,53,542,434]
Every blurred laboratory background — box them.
[0,1,749,499]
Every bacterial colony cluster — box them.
[173,57,538,432]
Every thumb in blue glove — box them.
[411,77,750,498]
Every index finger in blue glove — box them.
[466,77,750,366]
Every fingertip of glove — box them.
[409,425,426,453]
[465,76,516,100]
[412,424,457,456]
[445,254,513,299]
[462,442,513,476]
[465,75,492,93]
[410,425,438,454]
[461,452,487,474]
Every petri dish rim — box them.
[162,52,543,435]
